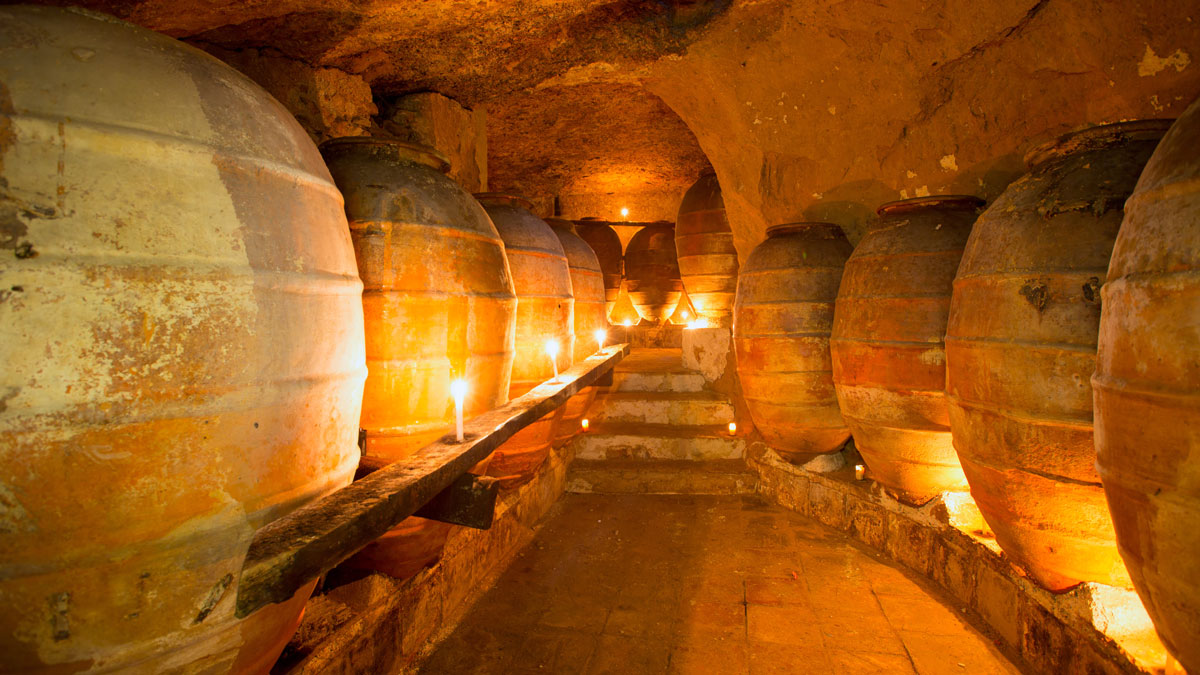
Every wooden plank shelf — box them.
[235,343,630,617]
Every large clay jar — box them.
[547,218,604,448]
[832,196,982,504]
[576,217,623,320]
[0,7,365,673]
[946,120,1171,591]
[625,221,683,323]
[676,170,739,325]
[735,223,852,463]
[1094,105,1200,672]
[321,138,516,580]
[478,195,574,488]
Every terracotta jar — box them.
[1094,105,1199,671]
[321,138,516,579]
[946,120,1171,591]
[832,196,982,504]
[676,170,739,325]
[0,7,365,672]
[624,221,683,323]
[575,217,624,319]
[735,223,852,463]
[478,194,574,488]
[546,218,604,447]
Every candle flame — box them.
[728,422,737,434]
[620,207,629,219]
[685,318,710,330]
[545,339,559,357]
[622,319,632,327]
[594,328,606,350]
[581,418,590,431]
[450,378,467,403]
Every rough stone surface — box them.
[488,83,709,220]
[39,0,1200,257]
[378,92,488,192]
[200,45,377,144]
[747,442,1169,675]
[643,0,1200,257]
[681,326,731,383]
[417,493,1022,674]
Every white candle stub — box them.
[855,464,866,481]
[450,379,467,442]
[546,339,560,379]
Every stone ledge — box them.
[746,442,1168,675]
[277,443,578,674]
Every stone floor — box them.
[418,494,1023,674]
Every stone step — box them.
[610,349,705,393]
[566,459,756,495]
[588,391,734,426]
[573,422,745,461]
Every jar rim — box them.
[876,194,985,216]
[319,136,451,174]
[766,222,843,237]
[1022,119,1174,169]
[473,192,535,211]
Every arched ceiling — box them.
[486,83,710,221]
[23,0,1200,254]
[47,0,730,104]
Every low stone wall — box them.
[277,442,577,674]
[747,443,1167,675]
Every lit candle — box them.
[594,328,606,352]
[728,421,737,435]
[581,418,590,432]
[546,339,559,379]
[620,207,629,219]
[855,464,866,481]
[450,378,467,442]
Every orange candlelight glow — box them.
[581,418,590,431]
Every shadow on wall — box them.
[800,179,894,246]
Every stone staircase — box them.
[567,347,754,495]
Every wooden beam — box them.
[413,473,499,529]
[235,343,629,617]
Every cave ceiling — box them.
[49,0,728,105]
[486,83,710,213]
[46,0,726,220]
[21,0,1200,249]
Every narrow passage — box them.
[420,494,1021,674]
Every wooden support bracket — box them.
[234,343,630,617]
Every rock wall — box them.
[199,45,377,144]
[378,92,488,193]
[642,0,1200,257]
